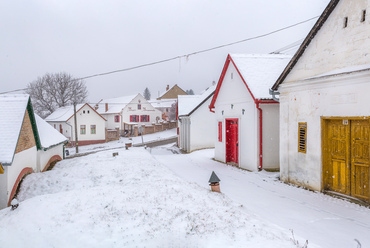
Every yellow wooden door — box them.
[325,120,350,194]
[351,120,370,201]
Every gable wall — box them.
[158,86,187,100]
[122,95,162,125]
[214,62,258,170]
[285,0,370,83]
[15,111,36,154]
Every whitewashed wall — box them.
[285,0,370,83]
[261,104,280,170]
[0,146,37,208]
[280,71,370,191]
[67,105,106,142]
[122,95,162,125]
[48,122,72,141]
[189,97,216,152]
[214,62,259,171]
[102,113,121,130]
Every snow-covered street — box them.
[0,135,369,247]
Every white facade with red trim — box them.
[210,54,290,171]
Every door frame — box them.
[321,116,370,202]
[225,118,239,165]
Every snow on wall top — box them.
[97,95,137,114]
[178,85,216,116]
[0,94,30,164]
[230,54,292,99]
[45,104,85,122]
[35,114,67,148]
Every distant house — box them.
[156,84,187,100]
[0,94,66,209]
[150,99,177,121]
[45,103,106,146]
[178,85,216,152]
[96,94,162,136]
[270,0,370,202]
[209,54,291,171]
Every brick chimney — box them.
[105,103,108,112]
[166,85,170,91]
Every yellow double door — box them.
[323,119,370,201]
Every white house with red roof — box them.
[96,94,162,136]
[270,0,370,202]
[178,85,216,153]
[45,103,106,146]
[0,94,67,209]
[209,54,291,171]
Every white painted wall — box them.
[189,97,216,152]
[122,94,162,125]
[261,104,280,170]
[67,105,106,142]
[285,0,370,83]
[0,169,8,209]
[38,144,64,172]
[213,62,259,171]
[279,71,370,191]
[102,113,121,130]
[0,146,37,208]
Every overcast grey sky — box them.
[1,0,330,103]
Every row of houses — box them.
[45,85,187,146]
[178,0,370,203]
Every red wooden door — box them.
[226,119,239,164]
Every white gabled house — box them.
[209,54,291,171]
[0,94,67,209]
[178,85,216,153]
[46,103,106,146]
[97,94,162,136]
[270,0,370,203]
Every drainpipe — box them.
[269,88,280,102]
[255,100,279,171]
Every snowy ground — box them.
[0,146,303,248]
[151,144,370,248]
[1,131,369,247]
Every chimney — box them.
[166,85,170,91]
[105,103,108,112]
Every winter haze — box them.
[1,0,330,102]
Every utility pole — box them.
[73,102,79,153]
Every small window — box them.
[83,110,86,114]
[218,122,222,142]
[130,115,139,122]
[80,125,86,135]
[91,125,96,134]
[87,110,90,114]
[114,115,120,122]
[344,17,348,28]
[361,10,366,22]
[138,104,141,110]
[298,122,307,153]
[140,115,150,122]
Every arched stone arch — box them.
[42,155,63,172]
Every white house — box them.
[97,94,162,136]
[209,54,291,171]
[45,103,106,146]
[270,0,370,202]
[0,94,66,209]
[178,85,216,153]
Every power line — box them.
[0,15,319,95]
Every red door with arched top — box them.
[226,119,239,165]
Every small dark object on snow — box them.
[113,152,119,157]
[65,150,69,156]
[209,171,221,193]
[11,199,19,210]
[125,145,128,150]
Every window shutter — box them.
[298,122,307,153]
[130,115,133,122]
[140,115,143,122]
[147,115,150,122]
[218,122,222,142]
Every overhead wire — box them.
[0,15,319,95]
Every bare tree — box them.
[168,101,177,121]
[26,72,88,118]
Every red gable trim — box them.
[66,103,107,122]
[209,54,260,112]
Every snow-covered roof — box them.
[230,54,292,99]
[35,114,67,149]
[45,104,85,122]
[149,99,177,109]
[97,95,137,114]
[178,85,216,116]
[0,94,31,164]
